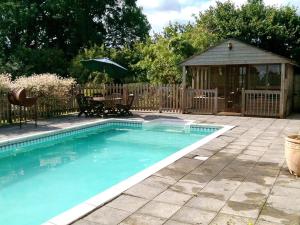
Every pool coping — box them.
[1,118,233,225]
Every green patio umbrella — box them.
[81,58,128,78]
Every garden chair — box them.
[76,94,94,117]
[117,94,135,116]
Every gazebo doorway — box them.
[225,65,247,113]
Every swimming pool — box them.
[0,119,231,225]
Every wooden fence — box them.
[0,91,78,125]
[82,83,182,112]
[242,89,281,117]
[0,84,187,126]
[0,84,283,126]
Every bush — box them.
[11,74,76,114]
[12,73,76,98]
[0,73,12,92]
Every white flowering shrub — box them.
[0,74,12,92]
[11,74,77,114]
[12,73,76,99]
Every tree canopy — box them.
[0,0,150,76]
[0,0,299,84]
[198,0,300,61]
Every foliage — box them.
[69,45,108,84]
[104,0,151,48]
[133,37,183,84]
[133,23,214,84]
[69,44,145,84]
[12,74,76,106]
[197,0,300,61]
[0,0,150,76]
[1,48,68,78]
[0,74,12,92]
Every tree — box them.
[132,21,219,84]
[133,24,196,84]
[0,47,67,78]
[69,44,145,84]
[104,0,151,48]
[197,0,300,62]
[0,0,150,76]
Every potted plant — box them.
[285,134,300,176]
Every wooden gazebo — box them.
[180,39,298,118]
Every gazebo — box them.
[180,39,298,118]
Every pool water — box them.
[0,122,217,225]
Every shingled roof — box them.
[181,39,297,66]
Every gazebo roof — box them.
[181,39,297,67]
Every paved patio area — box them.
[1,113,300,225]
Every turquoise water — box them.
[0,122,217,225]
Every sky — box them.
[136,0,300,34]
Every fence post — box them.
[241,88,245,116]
[123,84,128,105]
[8,102,12,124]
[181,66,187,114]
[159,85,162,113]
[279,63,285,118]
[214,88,218,114]
[181,86,186,114]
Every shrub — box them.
[0,73,12,92]
[12,73,76,99]
[12,74,76,114]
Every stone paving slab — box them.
[124,183,166,200]
[186,193,226,212]
[258,206,300,225]
[83,206,131,225]
[2,113,300,225]
[163,220,191,225]
[169,180,204,195]
[119,213,166,225]
[106,194,149,213]
[137,201,181,219]
[210,213,255,225]
[220,200,262,219]
[171,206,216,225]
[153,190,192,206]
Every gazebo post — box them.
[181,66,187,113]
[279,63,286,118]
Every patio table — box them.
[91,97,123,116]
[92,97,123,103]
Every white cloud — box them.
[137,0,300,33]
[137,0,181,11]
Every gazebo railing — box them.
[184,88,218,114]
[242,89,281,117]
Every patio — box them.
[1,113,300,225]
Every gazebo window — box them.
[268,64,281,89]
[248,64,281,90]
[210,66,225,96]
